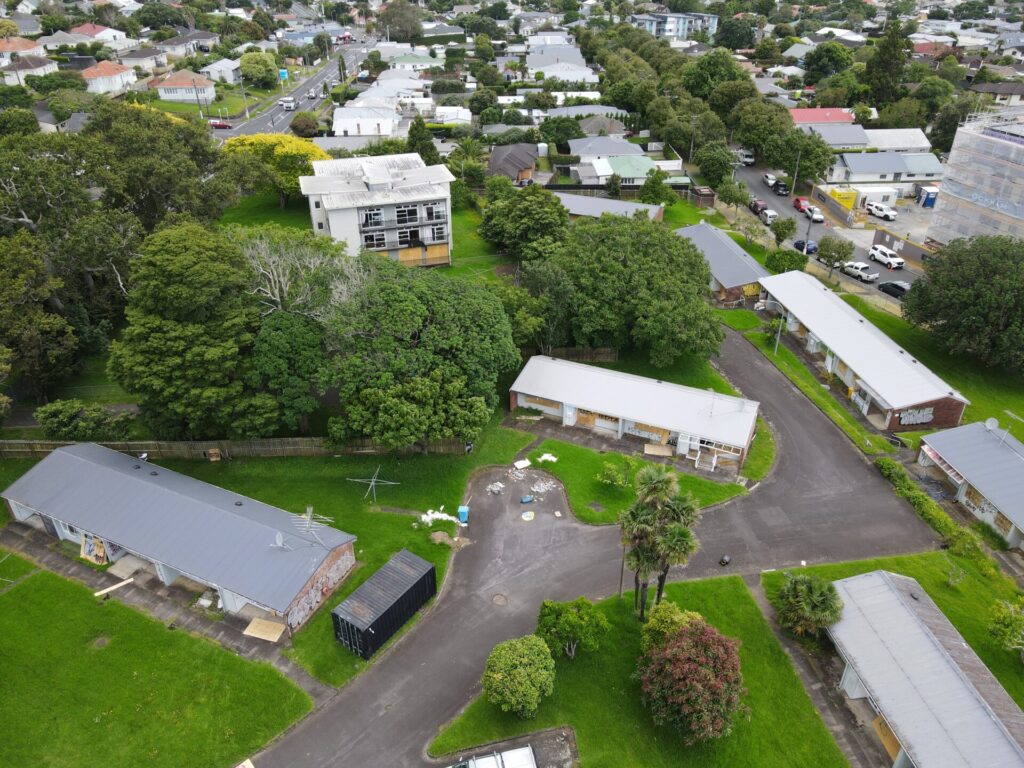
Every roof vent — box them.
[235,501,243,506]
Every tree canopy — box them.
[377,0,424,42]
[480,185,569,260]
[223,133,331,208]
[482,635,556,719]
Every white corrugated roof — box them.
[829,571,1024,768]
[759,271,967,410]
[510,356,759,448]
[301,154,454,209]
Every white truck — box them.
[866,201,898,220]
[446,746,537,768]
[841,261,880,282]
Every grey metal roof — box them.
[548,104,624,118]
[841,152,909,174]
[829,571,1024,768]
[1,444,355,612]
[578,115,626,135]
[332,549,433,630]
[554,192,661,219]
[567,136,643,157]
[901,152,944,175]
[676,222,768,289]
[488,143,539,178]
[923,422,1024,530]
[806,123,869,147]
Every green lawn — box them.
[0,548,35,583]
[0,569,311,768]
[762,552,1024,709]
[714,308,762,332]
[744,418,775,482]
[727,231,771,267]
[445,208,512,282]
[151,91,255,119]
[603,348,736,395]
[525,438,745,525]
[54,354,137,405]
[430,577,846,768]
[744,331,895,454]
[219,192,312,230]
[163,418,534,686]
[661,199,729,229]
[840,295,1024,443]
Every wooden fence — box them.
[0,436,468,460]
[522,347,619,363]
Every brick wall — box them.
[886,396,966,432]
[285,540,357,629]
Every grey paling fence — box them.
[0,436,467,460]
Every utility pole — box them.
[773,311,784,356]
[688,114,698,163]
[792,144,803,194]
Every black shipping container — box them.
[331,549,437,659]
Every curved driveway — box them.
[255,329,936,768]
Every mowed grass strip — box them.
[0,571,310,768]
[445,208,513,282]
[526,438,745,525]
[840,295,1024,443]
[761,552,1024,708]
[219,192,312,230]
[430,577,846,768]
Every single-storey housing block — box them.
[151,69,216,103]
[200,57,241,84]
[579,114,626,136]
[433,105,472,125]
[828,570,1024,768]
[789,107,854,128]
[568,135,646,164]
[70,22,127,44]
[81,60,137,94]
[0,36,45,66]
[488,142,539,182]
[510,356,760,472]
[759,270,967,431]
[554,191,663,221]
[1,55,57,87]
[826,152,944,195]
[1,443,357,629]
[677,222,768,303]
[919,421,1024,548]
[801,123,869,150]
[117,46,168,72]
[332,106,401,137]
[864,128,931,153]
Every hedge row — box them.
[875,457,998,577]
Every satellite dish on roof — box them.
[985,417,999,432]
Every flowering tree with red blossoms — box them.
[636,620,749,744]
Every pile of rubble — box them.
[530,478,558,495]
[486,481,505,495]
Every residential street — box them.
[254,329,938,768]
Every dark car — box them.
[748,198,768,214]
[772,180,790,196]
[878,280,911,300]
[794,239,818,254]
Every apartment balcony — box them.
[359,211,448,231]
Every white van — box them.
[760,209,779,225]
[279,96,296,111]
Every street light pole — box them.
[792,144,803,194]
[773,311,784,356]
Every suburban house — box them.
[677,222,768,303]
[568,135,644,164]
[864,128,932,153]
[510,356,759,472]
[826,152,945,195]
[628,12,719,41]
[532,62,599,84]
[9,11,40,35]
[789,107,855,129]
[828,570,1024,768]
[782,42,815,63]
[969,81,1024,107]
[919,421,1024,548]
[526,45,586,69]
[151,70,216,103]
[332,106,402,137]
[200,57,241,84]
[547,104,624,119]
[0,36,45,65]
[554,192,663,221]
[80,60,137,94]
[579,114,626,137]
[1,55,57,87]
[759,271,967,432]
[299,153,455,267]
[154,30,220,58]
[37,30,93,50]
[573,154,657,185]
[70,22,127,44]
[433,105,472,125]
[1,443,357,629]
[389,53,436,72]
[488,143,539,182]
[802,124,869,150]
[117,46,168,72]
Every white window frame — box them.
[397,228,417,247]
[362,207,383,227]
[395,205,419,225]
[363,231,386,248]
[431,224,446,241]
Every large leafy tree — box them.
[990,597,1024,664]
[377,0,423,42]
[707,79,758,120]
[248,312,324,434]
[320,258,519,448]
[681,48,749,99]
[776,573,843,637]
[694,140,736,187]
[482,635,556,719]
[864,18,911,105]
[903,236,1024,372]
[240,51,278,88]
[480,185,569,260]
[0,231,77,400]
[714,18,755,50]
[637,619,749,744]
[0,108,39,137]
[730,98,793,159]
[406,116,442,165]
[764,129,834,189]
[803,41,854,85]
[543,216,723,367]
[222,133,331,208]
[109,223,277,439]
[539,116,586,145]
[536,597,609,660]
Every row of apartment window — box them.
[359,202,446,229]
[363,224,447,249]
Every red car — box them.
[207,119,232,129]
[793,196,810,212]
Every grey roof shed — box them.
[2,443,355,613]
[676,222,769,289]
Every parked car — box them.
[794,239,818,254]
[446,746,537,768]
[762,173,777,187]
[736,149,755,165]
[760,209,779,225]
[868,244,905,269]
[793,197,810,212]
[805,205,824,222]
[772,180,790,196]
[841,261,880,282]
[748,198,768,215]
[878,280,912,300]
[866,201,898,221]
[207,119,232,129]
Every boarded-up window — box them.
[525,395,561,409]
[996,511,1013,536]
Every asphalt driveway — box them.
[254,329,938,768]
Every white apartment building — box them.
[628,12,719,41]
[299,154,455,267]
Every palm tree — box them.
[633,464,678,507]
[618,502,657,612]
[626,543,660,622]
[777,573,843,637]
[448,137,487,172]
[654,523,698,605]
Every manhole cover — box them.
[492,594,508,606]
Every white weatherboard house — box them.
[919,421,1024,547]
[300,153,455,267]
[829,570,1024,768]
[1,444,356,629]
[510,356,759,472]
[759,271,968,432]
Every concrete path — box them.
[254,329,938,767]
